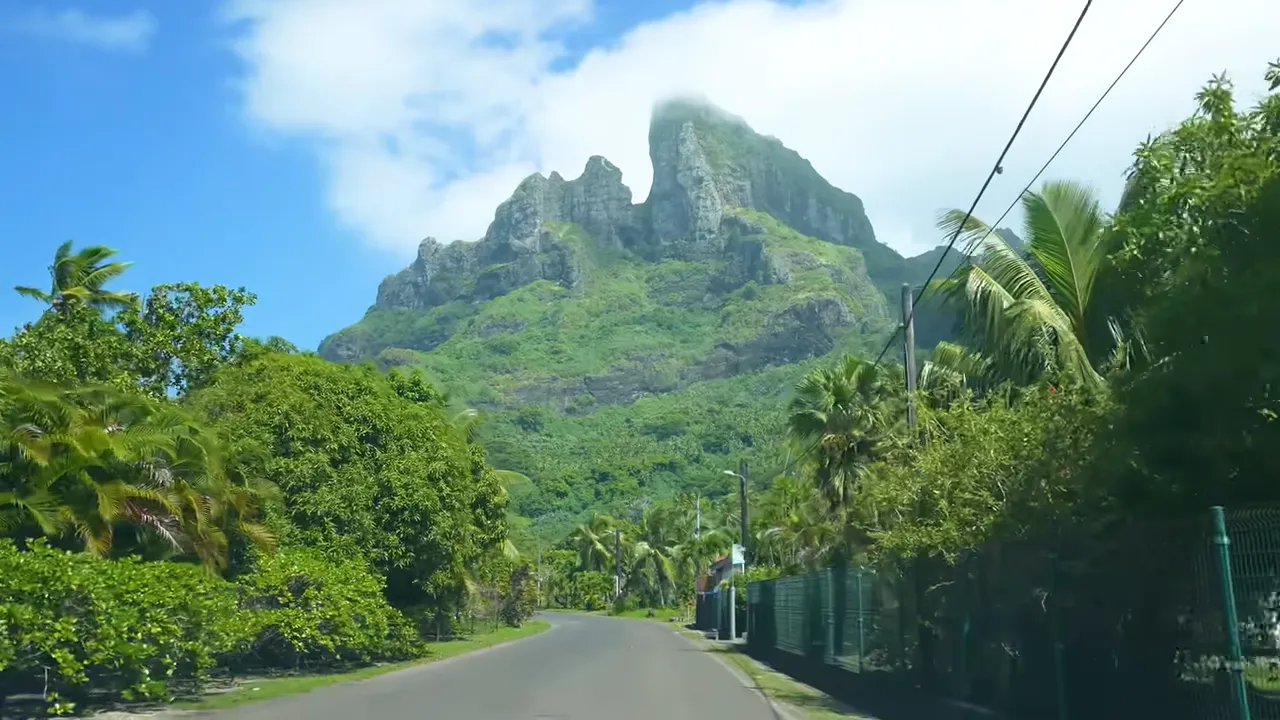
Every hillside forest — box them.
[1,62,1279,715]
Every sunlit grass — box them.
[175,620,550,711]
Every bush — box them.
[0,542,422,715]
[0,541,248,712]
[499,564,539,627]
[568,571,614,611]
[234,548,418,668]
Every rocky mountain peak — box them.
[366,99,913,317]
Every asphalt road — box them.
[201,613,780,720]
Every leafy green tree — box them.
[15,241,136,314]
[6,268,257,398]
[116,283,257,396]
[1106,66,1280,512]
[933,180,1116,390]
[751,475,839,572]
[186,353,508,606]
[1,304,137,389]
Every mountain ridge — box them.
[321,98,944,366]
[317,99,985,539]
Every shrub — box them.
[499,564,539,627]
[569,571,614,611]
[234,548,418,668]
[0,541,247,712]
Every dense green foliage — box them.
[0,373,276,571]
[0,248,531,715]
[326,212,896,540]
[0,540,247,713]
[531,64,1280,643]
[187,354,508,606]
[5,59,1277,717]
[0,541,419,714]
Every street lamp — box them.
[722,470,748,570]
[722,468,750,642]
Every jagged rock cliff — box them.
[320,98,946,409]
[374,155,636,312]
[367,99,902,318]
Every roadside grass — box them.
[675,628,870,720]
[540,606,690,623]
[608,606,687,622]
[174,620,550,711]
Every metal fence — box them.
[695,587,745,640]
[746,506,1280,720]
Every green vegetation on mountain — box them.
[319,101,968,539]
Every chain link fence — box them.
[746,506,1280,720]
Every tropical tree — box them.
[932,180,1115,390]
[569,512,616,573]
[918,340,996,406]
[787,354,901,513]
[15,241,136,314]
[0,373,276,571]
[625,506,680,606]
[751,475,840,571]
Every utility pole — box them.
[614,528,622,601]
[738,460,749,570]
[738,460,749,643]
[693,494,702,625]
[695,494,701,539]
[903,282,935,687]
[901,283,918,431]
[536,540,542,609]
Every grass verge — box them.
[676,629,870,720]
[174,620,550,712]
[540,606,690,623]
[608,606,688,622]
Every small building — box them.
[700,550,744,591]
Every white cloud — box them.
[225,0,1280,257]
[19,7,156,52]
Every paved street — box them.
[199,614,779,720]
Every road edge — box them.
[670,628,800,720]
[122,620,557,718]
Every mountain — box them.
[319,99,959,541]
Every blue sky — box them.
[0,0,696,349]
[2,0,1277,351]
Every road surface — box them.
[201,613,779,720]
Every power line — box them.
[877,0,1187,370]
[870,0,1096,368]
[949,0,1188,276]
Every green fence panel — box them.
[743,505,1280,720]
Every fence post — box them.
[1212,506,1253,720]
[959,557,972,702]
[833,563,847,662]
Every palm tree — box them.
[625,505,681,606]
[15,241,136,313]
[931,179,1114,390]
[0,373,275,571]
[568,513,616,572]
[787,354,900,513]
[918,341,996,405]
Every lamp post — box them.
[723,465,749,640]
[722,468,748,571]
